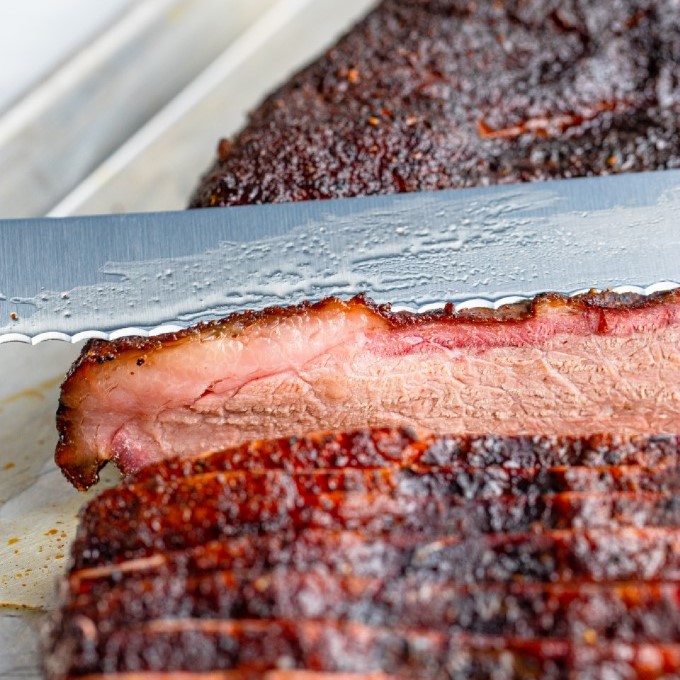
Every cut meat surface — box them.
[46,431,680,678]
[56,289,680,489]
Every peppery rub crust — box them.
[189,0,680,209]
[55,288,680,490]
[47,428,680,677]
[67,429,680,569]
[126,427,680,485]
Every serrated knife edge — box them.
[2,281,677,346]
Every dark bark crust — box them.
[46,431,680,678]
[189,0,680,209]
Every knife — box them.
[1,170,679,344]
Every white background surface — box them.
[0,0,132,112]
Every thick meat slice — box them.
[48,618,680,679]
[58,568,680,641]
[73,465,679,563]
[83,676,402,680]
[70,492,680,574]
[71,491,680,567]
[72,522,680,585]
[66,430,679,565]
[48,676,408,680]
[188,0,680,208]
[129,429,680,483]
[56,289,680,489]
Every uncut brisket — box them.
[56,290,680,489]
[189,0,680,209]
[46,431,680,678]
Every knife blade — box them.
[1,170,679,343]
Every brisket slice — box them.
[68,501,680,578]
[189,0,680,208]
[55,289,680,489]
[58,570,680,640]
[72,492,680,566]
[69,526,680,585]
[48,618,680,679]
[129,429,680,483]
[46,432,680,678]
[68,675,403,680]
[69,674,402,680]
[74,465,679,563]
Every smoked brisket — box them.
[56,290,680,489]
[189,0,680,209]
[45,430,680,678]
[47,0,680,676]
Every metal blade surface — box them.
[0,170,679,343]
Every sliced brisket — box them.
[48,0,680,675]
[56,290,680,489]
[46,431,680,678]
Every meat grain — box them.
[56,290,680,489]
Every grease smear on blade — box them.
[2,185,680,342]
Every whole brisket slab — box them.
[190,0,680,208]
[45,430,680,679]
